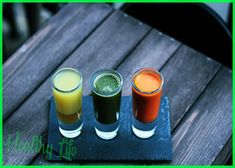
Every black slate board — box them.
[46,96,172,162]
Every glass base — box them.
[95,119,119,140]
[132,117,157,139]
[95,126,119,140]
[59,123,83,138]
[132,125,156,139]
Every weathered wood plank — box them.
[3,3,83,77]
[172,67,232,165]
[118,30,181,95]
[212,135,232,165]
[32,29,181,165]
[3,3,113,120]
[3,10,150,165]
[161,46,221,130]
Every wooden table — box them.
[3,3,232,165]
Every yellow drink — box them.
[52,68,83,138]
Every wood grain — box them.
[118,29,181,95]
[172,67,232,165]
[3,3,79,76]
[3,3,113,120]
[161,45,221,130]
[212,135,232,165]
[3,10,150,165]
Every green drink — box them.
[90,69,123,140]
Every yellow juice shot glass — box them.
[52,68,83,138]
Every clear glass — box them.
[90,69,123,140]
[52,68,83,138]
[132,68,164,139]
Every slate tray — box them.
[46,96,172,162]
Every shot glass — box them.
[52,68,83,138]
[132,68,164,139]
[90,69,123,140]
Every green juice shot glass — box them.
[90,69,123,140]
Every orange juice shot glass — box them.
[132,68,164,139]
[52,68,83,138]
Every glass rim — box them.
[90,69,123,97]
[132,67,164,95]
[52,68,83,93]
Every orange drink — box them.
[132,68,164,138]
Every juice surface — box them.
[53,69,82,123]
[94,73,120,95]
[134,71,161,93]
[53,70,81,91]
